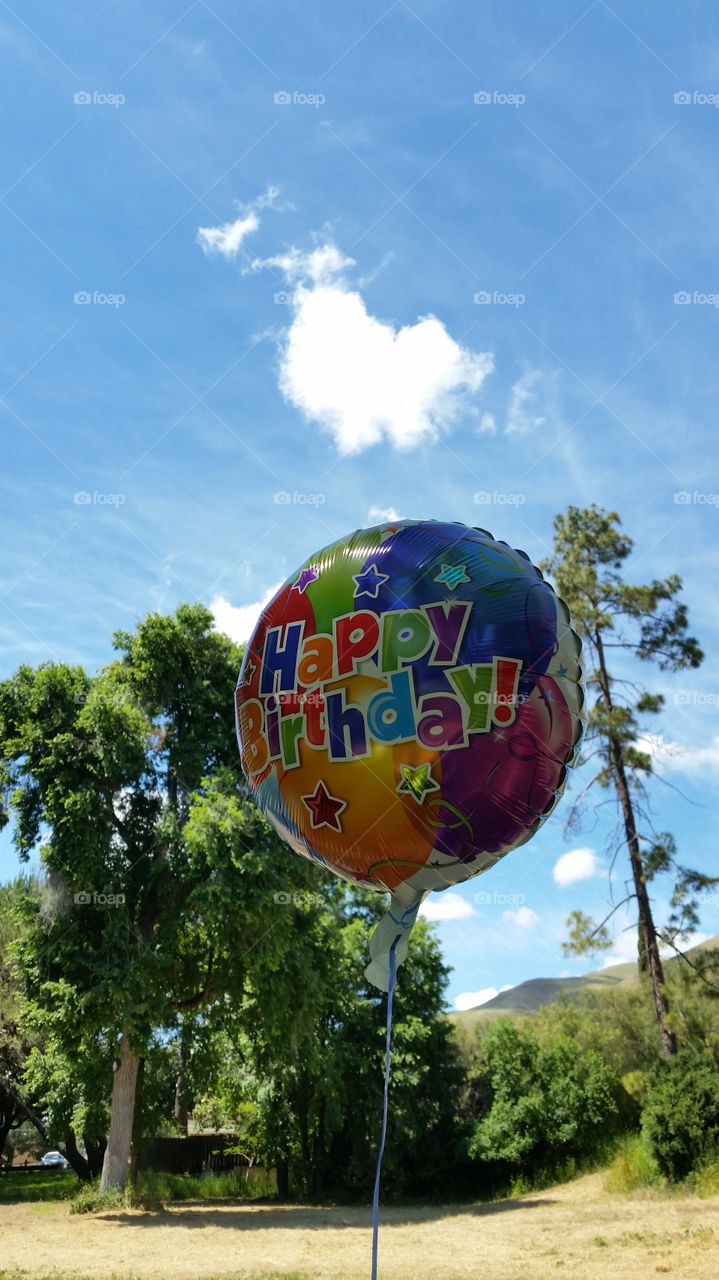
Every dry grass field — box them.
[0,1172,717,1280]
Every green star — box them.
[397,762,440,805]
[434,563,470,590]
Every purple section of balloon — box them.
[354,523,570,861]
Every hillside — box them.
[450,934,719,1033]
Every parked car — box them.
[40,1151,68,1168]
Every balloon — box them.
[235,519,584,989]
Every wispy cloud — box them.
[502,905,540,930]
[505,369,546,434]
[196,187,280,259]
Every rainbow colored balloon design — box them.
[236,519,584,988]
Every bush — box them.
[604,1134,661,1193]
[642,1050,719,1181]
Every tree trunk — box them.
[595,636,677,1058]
[83,1133,107,1179]
[63,1127,92,1181]
[100,1025,140,1192]
[174,1023,189,1135]
[276,1158,290,1198]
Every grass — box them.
[0,1170,76,1204]
[70,1166,277,1213]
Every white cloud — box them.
[197,212,260,259]
[453,984,511,1012]
[502,905,540,930]
[640,732,719,776]
[505,369,546,434]
[366,505,401,524]
[553,847,599,887]
[249,241,494,454]
[211,583,282,645]
[477,411,497,435]
[197,187,280,259]
[420,892,477,922]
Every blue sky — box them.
[2,1,718,1008]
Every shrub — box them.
[604,1134,661,1192]
[642,1049,719,1181]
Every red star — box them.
[301,780,347,832]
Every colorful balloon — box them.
[236,519,583,988]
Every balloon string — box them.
[371,935,399,1280]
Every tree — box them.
[467,1019,620,1174]
[0,604,295,1190]
[541,506,709,1058]
[0,878,48,1165]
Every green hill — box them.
[449,934,718,1034]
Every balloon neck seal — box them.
[365,886,425,992]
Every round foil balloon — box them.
[236,520,583,988]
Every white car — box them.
[40,1151,68,1168]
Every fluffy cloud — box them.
[420,892,477,923]
[211,583,282,645]
[453,985,512,1013]
[553,847,599,887]
[502,905,540,930]
[477,411,497,435]
[505,369,546,434]
[249,242,494,453]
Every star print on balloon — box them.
[235,518,584,991]
[353,562,390,598]
[397,762,440,804]
[434,563,470,589]
[301,780,347,832]
[293,565,319,593]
